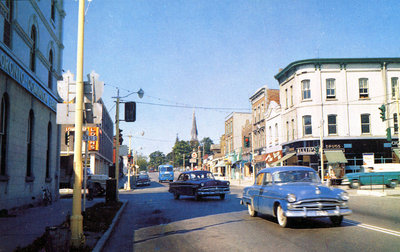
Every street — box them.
[101,173,400,252]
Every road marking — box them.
[344,220,400,237]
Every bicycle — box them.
[42,186,52,206]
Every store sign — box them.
[0,49,58,111]
[296,147,317,155]
[265,150,282,163]
[363,153,375,166]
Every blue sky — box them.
[62,0,400,157]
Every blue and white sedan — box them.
[241,166,352,228]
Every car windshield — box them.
[189,172,215,180]
[273,170,320,183]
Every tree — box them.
[200,137,214,155]
[148,151,165,170]
[136,154,148,171]
[172,140,192,167]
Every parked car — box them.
[342,171,400,189]
[135,174,151,186]
[158,164,174,182]
[241,166,352,228]
[169,171,230,200]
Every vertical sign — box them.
[88,127,99,151]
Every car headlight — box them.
[339,191,349,201]
[226,181,230,186]
[200,183,205,187]
[287,193,296,203]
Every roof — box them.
[259,166,315,174]
[274,57,400,81]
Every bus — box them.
[158,164,174,183]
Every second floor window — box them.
[285,89,288,108]
[301,80,311,100]
[291,119,295,140]
[3,0,13,47]
[275,123,278,144]
[359,78,369,99]
[303,115,312,136]
[392,77,399,99]
[286,121,289,141]
[328,114,337,135]
[30,26,37,72]
[290,85,293,106]
[326,79,336,99]
[48,50,53,89]
[361,114,370,134]
[51,0,56,22]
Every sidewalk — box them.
[0,197,101,252]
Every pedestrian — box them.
[87,175,94,201]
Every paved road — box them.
[103,173,400,252]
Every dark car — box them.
[241,166,352,228]
[135,174,150,186]
[169,171,230,200]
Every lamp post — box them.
[113,88,144,200]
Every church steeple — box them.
[190,110,198,144]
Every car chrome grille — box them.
[291,199,342,210]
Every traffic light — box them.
[379,104,386,121]
[65,131,69,146]
[125,102,136,122]
[386,128,392,142]
[314,145,320,155]
[244,136,250,148]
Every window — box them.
[392,77,399,99]
[285,89,288,108]
[359,78,369,99]
[303,115,312,135]
[48,50,53,89]
[275,123,278,144]
[269,126,272,146]
[26,110,34,179]
[394,114,398,134]
[291,119,295,140]
[3,0,13,47]
[286,121,289,141]
[0,94,9,177]
[326,79,336,99]
[301,80,311,100]
[46,122,52,179]
[290,86,293,106]
[264,173,272,185]
[361,114,370,134]
[328,114,337,135]
[30,26,37,72]
[51,0,56,22]
[256,173,265,186]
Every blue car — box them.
[158,165,174,183]
[241,166,352,228]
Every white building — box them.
[0,0,65,210]
[274,58,400,173]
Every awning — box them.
[393,148,400,159]
[270,152,296,167]
[325,150,348,164]
[215,161,226,168]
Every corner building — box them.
[274,58,400,174]
[0,1,65,210]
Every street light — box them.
[113,88,144,201]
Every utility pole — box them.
[127,135,132,190]
[115,88,120,201]
[70,0,85,247]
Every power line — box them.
[136,101,250,111]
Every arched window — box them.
[0,94,9,177]
[26,110,34,179]
[29,26,37,72]
[46,122,51,179]
[48,50,53,89]
[51,0,56,21]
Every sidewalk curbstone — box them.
[92,200,128,252]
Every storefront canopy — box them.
[393,148,400,159]
[325,150,348,164]
[270,152,296,167]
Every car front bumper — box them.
[285,206,352,218]
[197,187,230,195]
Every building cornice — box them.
[275,58,400,83]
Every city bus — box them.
[158,164,174,183]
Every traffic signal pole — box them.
[70,0,85,247]
[115,89,120,201]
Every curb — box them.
[92,200,128,252]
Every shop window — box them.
[359,78,369,99]
[361,114,370,134]
[0,94,9,177]
[303,115,312,136]
[328,114,337,135]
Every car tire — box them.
[173,192,180,200]
[247,204,257,217]
[219,194,225,200]
[389,180,398,188]
[276,205,289,228]
[330,216,343,226]
[350,180,360,189]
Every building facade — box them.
[0,0,65,210]
[274,58,400,176]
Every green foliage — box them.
[136,154,148,171]
[172,140,192,167]
[200,137,214,155]
[148,151,166,169]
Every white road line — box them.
[343,220,400,237]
